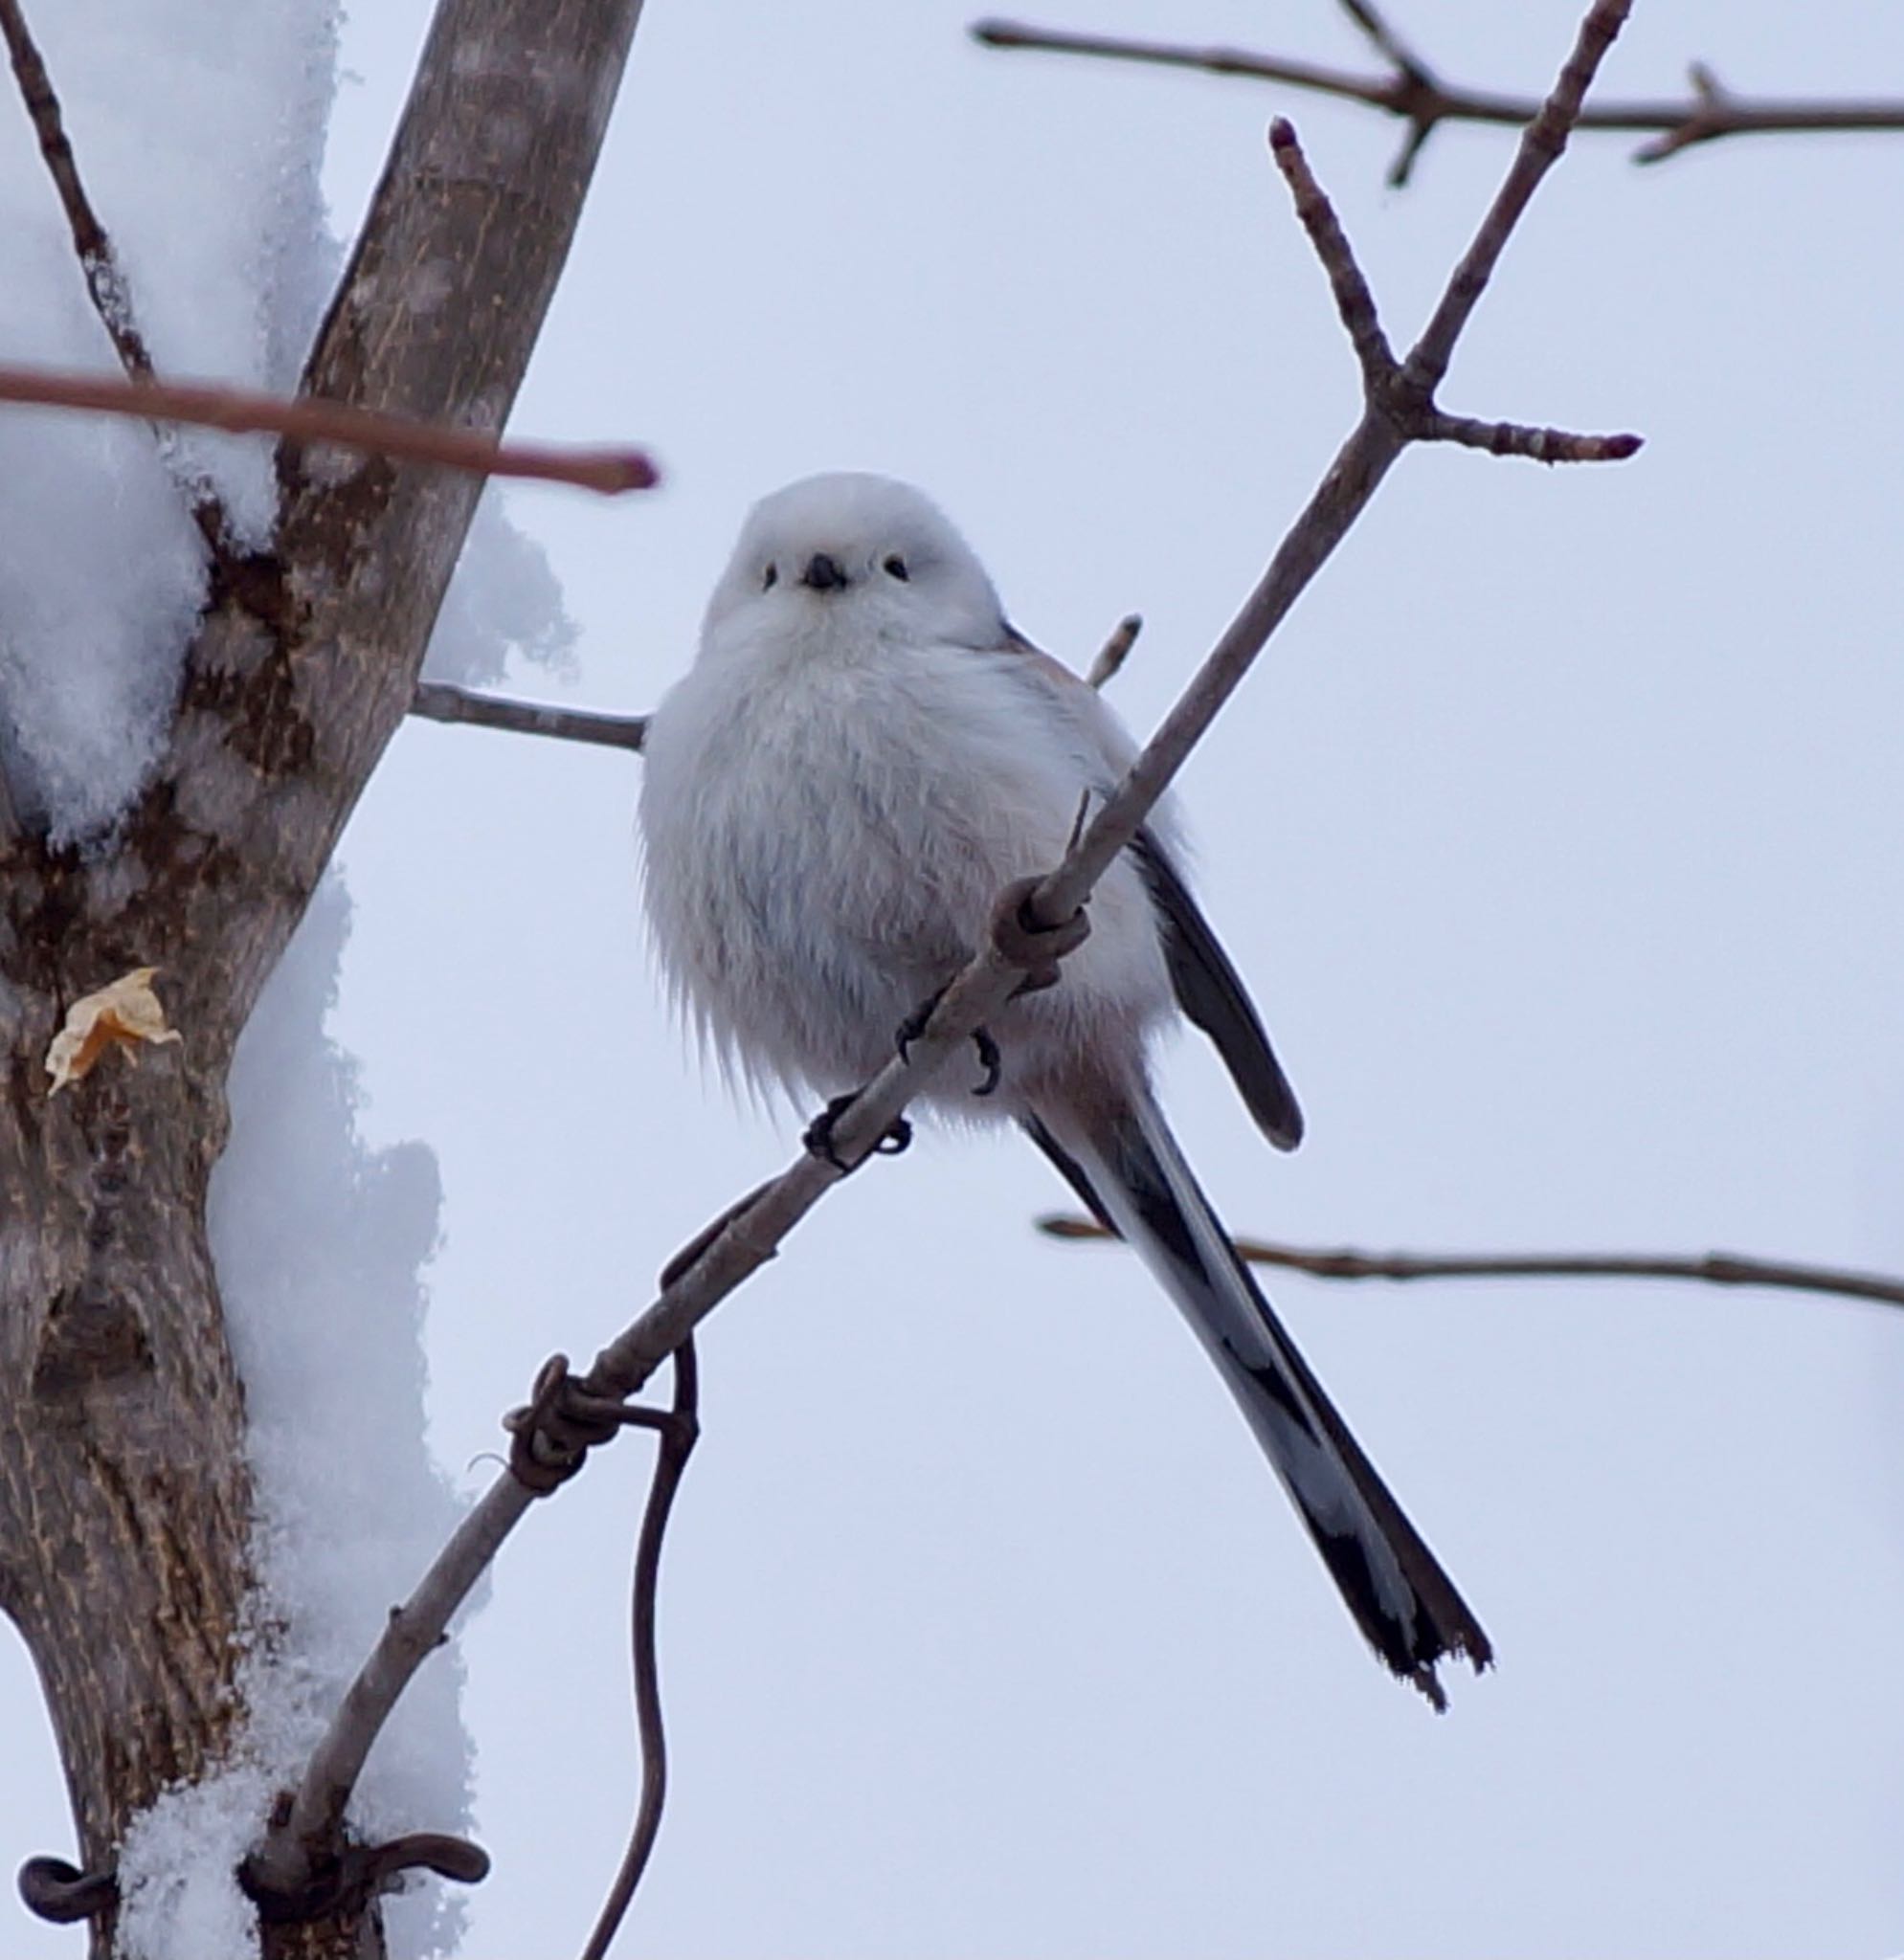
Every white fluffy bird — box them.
[639,472,1490,1705]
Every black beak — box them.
[800,551,850,592]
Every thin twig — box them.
[258,0,1637,1895]
[1086,612,1142,689]
[410,681,649,751]
[0,365,660,496]
[0,0,153,379]
[972,14,1904,186]
[409,623,1131,752]
[1036,1215,1904,1311]
[577,1339,699,1960]
[1266,126,1393,386]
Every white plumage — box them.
[639,472,1490,1704]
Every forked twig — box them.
[254,0,1638,1906]
[1037,1215,1904,1311]
[974,3,1904,186]
[0,366,660,496]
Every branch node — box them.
[990,874,1089,989]
[504,1354,640,1495]
[240,1829,489,1927]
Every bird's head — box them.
[703,472,1007,653]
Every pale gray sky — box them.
[7,1,1904,1954]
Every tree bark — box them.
[0,0,647,1951]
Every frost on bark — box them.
[0,0,646,1951]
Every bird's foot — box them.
[989,876,1089,997]
[895,992,1002,1097]
[803,1093,912,1173]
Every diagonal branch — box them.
[1037,1215,1904,1312]
[0,0,155,380]
[0,0,245,565]
[254,0,1641,1898]
[972,12,1904,187]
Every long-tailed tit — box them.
[639,472,1490,1705]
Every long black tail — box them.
[1027,1097,1491,1708]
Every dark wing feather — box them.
[1128,829,1305,1150]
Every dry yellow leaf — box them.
[45,967,183,1095]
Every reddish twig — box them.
[0,365,660,496]
[1037,1215,1904,1312]
[972,10,1904,187]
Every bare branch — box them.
[1037,1215,1904,1311]
[1086,612,1142,689]
[1422,411,1642,465]
[409,622,1134,755]
[259,0,1641,1878]
[1266,122,1641,462]
[972,17,1904,186]
[409,681,648,751]
[0,365,659,496]
[0,0,154,380]
[1267,124,1394,387]
[1333,0,1433,91]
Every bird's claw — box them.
[971,1026,1001,1097]
[895,994,1003,1098]
[803,1093,912,1173]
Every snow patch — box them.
[0,0,341,840]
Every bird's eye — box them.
[883,555,909,582]
[762,563,778,590]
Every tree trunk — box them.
[0,0,648,1950]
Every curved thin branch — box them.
[1036,1215,1904,1311]
[577,1339,699,1960]
[258,0,1637,1893]
[973,12,1904,186]
[0,365,658,497]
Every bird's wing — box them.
[997,622,1304,1148]
[1126,828,1305,1151]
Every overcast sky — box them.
[7,1,1904,1955]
